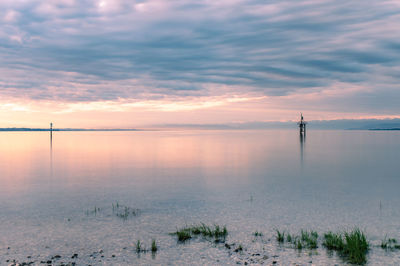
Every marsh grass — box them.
[343,229,369,264]
[276,230,317,249]
[295,238,303,250]
[172,224,228,242]
[85,206,101,216]
[84,202,139,220]
[276,230,285,243]
[112,203,140,220]
[381,237,400,250]
[151,240,158,253]
[133,239,157,253]
[253,231,263,237]
[323,232,344,251]
[300,230,318,249]
[286,233,292,243]
[136,240,142,253]
[112,202,120,211]
[323,229,369,264]
[175,229,192,242]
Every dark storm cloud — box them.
[0,0,399,113]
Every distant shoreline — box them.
[0,127,399,132]
[0,128,143,132]
[368,128,400,131]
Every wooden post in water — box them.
[298,113,307,135]
[50,122,53,143]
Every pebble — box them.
[234,247,243,253]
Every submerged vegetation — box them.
[172,223,228,242]
[381,236,400,250]
[134,239,158,253]
[85,206,101,216]
[275,230,318,249]
[112,202,140,220]
[84,202,140,220]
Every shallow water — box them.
[0,130,400,265]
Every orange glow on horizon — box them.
[0,91,399,128]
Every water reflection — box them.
[300,131,305,168]
[50,130,53,177]
[1,130,400,265]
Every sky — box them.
[1,0,400,128]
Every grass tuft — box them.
[275,228,369,264]
[381,236,399,250]
[295,238,303,250]
[136,240,142,253]
[172,224,228,242]
[343,228,369,264]
[175,229,192,242]
[300,230,318,249]
[114,205,140,220]
[323,232,344,251]
[276,230,285,243]
[324,229,368,265]
[253,231,263,237]
[151,239,158,252]
[276,230,317,249]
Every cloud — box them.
[0,0,399,118]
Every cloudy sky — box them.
[1,0,399,128]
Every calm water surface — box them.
[0,130,399,265]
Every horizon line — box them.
[1,117,400,131]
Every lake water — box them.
[0,130,400,265]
